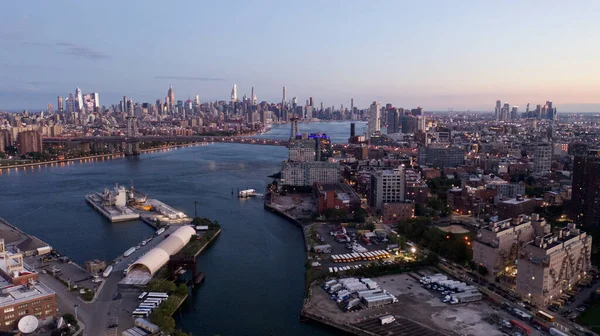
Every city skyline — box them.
[1,1,600,111]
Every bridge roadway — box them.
[42,135,417,153]
[43,135,289,146]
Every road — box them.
[32,224,182,335]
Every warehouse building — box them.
[124,226,196,285]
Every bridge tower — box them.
[290,116,299,139]
[125,110,140,156]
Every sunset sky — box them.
[1,0,599,111]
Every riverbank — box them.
[0,141,204,171]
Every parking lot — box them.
[26,253,101,299]
[304,270,544,336]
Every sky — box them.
[1,0,599,112]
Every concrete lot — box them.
[270,194,315,219]
[304,271,544,336]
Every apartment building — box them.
[516,223,592,306]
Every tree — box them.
[148,279,177,293]
[62,313,78,327]
[151,313,176,333]
[354,208,367,223]
[478,265,489,276]
[176,283,188,297]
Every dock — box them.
[85,183,191,225]
[85,194,140,222]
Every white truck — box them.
[421,274,447,284]
[345,298,360,311]
[379,315,395,325]
[102,265,113,278]
[328,284,342,293]
[452,291,482,303]
[324,280,337,289]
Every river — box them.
[0,122,362,335]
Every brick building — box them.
[382,202,415,224]
[313,182,361,215]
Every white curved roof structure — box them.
[127,226,196,276]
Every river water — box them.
[0,122,362,335]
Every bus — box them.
[531,317,551,332]
[138,304,156,309]
[536,310,555,322]
[147,292,169,300]
[144,298,163,305]
[138,292,148,302]
[132,309,150,318]
[510,320,531,335]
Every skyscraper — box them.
[495,100,502,120]
[251,87,257,105]
[75,87,83,112]
[231,83,238,102]
[501,102,510,121]
[387,108,400,134]
[510,106,518,120]
[571,149,600,227]
[57,96,64,114]
[167,85,175,113]
[366,101,380,140]
[309,97,314,107]
[350,98,354,119]
[66,94,75,114]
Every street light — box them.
[74,304,80,320]
[410,247,416,254]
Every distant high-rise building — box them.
[511,106,518,120]
[66,94,75,114]
[47,103,53,114]
[231,83,238,102]
[495,100,502,120]
[194,95,200,105]
[500,102,510,121]
[367,101,380,139]
[571,149,600,227]
[350,98,354,119]
[75,87,83,112]
[411,106,423,116]
[387,108,400,134]
[532,142,552,176]
[17,130,42,154]
[57,96,64,114]
[309,97,314,107]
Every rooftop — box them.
[0,282,54,307]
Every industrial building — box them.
[313,182,361,215]
[0,239,57,331]
[125,226,196,285]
